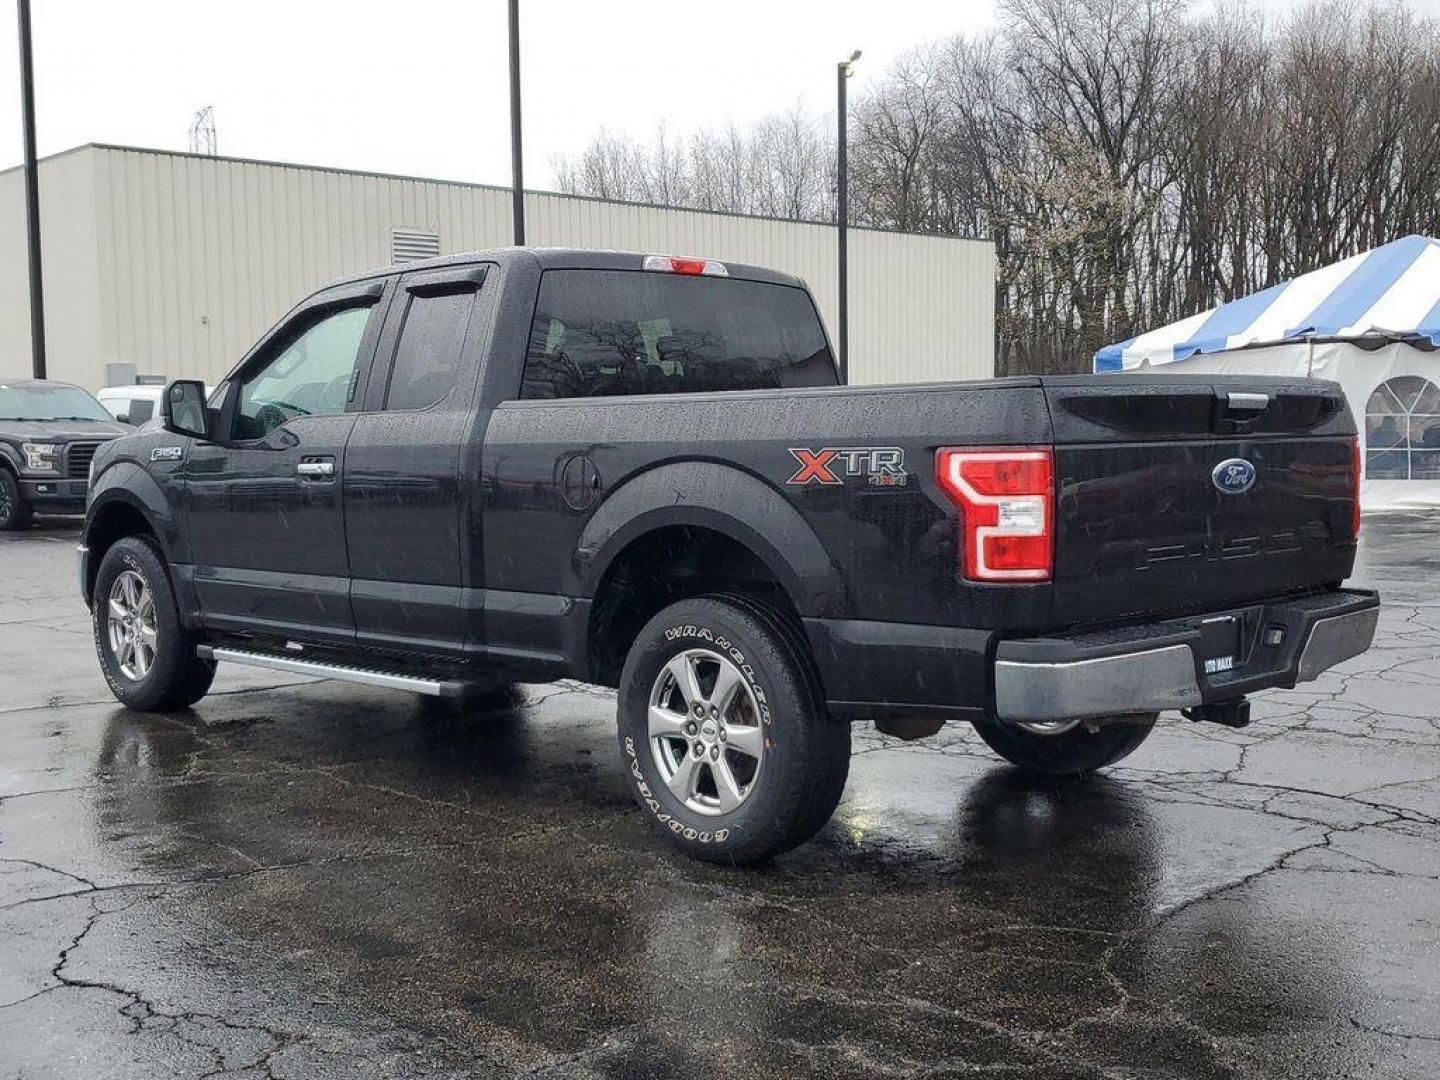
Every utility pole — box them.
[17,0,46,379]
[508,0,525,245]
[836,50,860,385]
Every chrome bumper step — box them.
[197,646,472,697]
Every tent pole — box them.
[1306,337,1315,378]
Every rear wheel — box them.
[93,537,216,711]
[0,470,33,530]
[970,714,1156,775]
[617,595,849,865]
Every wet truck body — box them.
[79,248,1378,862]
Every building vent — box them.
[391,227,440,263]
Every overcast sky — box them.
[0,0,995,189]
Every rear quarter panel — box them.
[479,381,1052,628]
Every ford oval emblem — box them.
[1212,458,1256,495]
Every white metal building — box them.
[0,144,995,391]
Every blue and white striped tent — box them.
[1095,234,1440,372]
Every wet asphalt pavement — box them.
[1,518,1438,1079]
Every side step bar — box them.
[197,646,471,697]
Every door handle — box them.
[296,460,335,479]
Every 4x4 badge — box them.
[787,447,907,487]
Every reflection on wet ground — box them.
[1,515,1438,1077]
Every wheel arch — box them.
[577,461,839,609]
[82,465,182,608]
[577,461,842,686]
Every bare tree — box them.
[555,105,834,222]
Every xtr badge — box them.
[787,447,908,487]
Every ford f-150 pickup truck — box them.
[79,248,1379,863]
[1,379,129,528]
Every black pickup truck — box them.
[0,379,129,529]
[79,248,1379,863]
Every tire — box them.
[92,537,216,711]
[0,469,33,531]
[617,595,849,865]
[970,714,1157,776]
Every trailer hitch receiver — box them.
[1183,698,1251,729]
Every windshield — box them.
[0,382,112,422]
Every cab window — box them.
[235,305,373,439]
[383,290,477,411]
[521,270,837,400]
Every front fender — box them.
[576,460,844,618]
[84,461,185,563]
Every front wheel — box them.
[970,714,1156,775]
[0,470,33,531]
[92,537,216,711]
[617,596,850,865]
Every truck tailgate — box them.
[1044,375,1357,626]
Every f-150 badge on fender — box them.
[787,447,908,487]
[150,446,184,462]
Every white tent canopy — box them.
[1094,236,1440,510]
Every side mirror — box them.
[115,412,130,425]
[162,380,209,439]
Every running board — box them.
[197,646,470,697]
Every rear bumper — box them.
[993,588,1379,722]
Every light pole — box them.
[508,0,525,245]
[17,0,46,379]
[836,49,860,385]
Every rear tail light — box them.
[1351,434,1362,540]
[936,447,1054,582]
[642,254,729,277]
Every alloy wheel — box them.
[107,569,157,681]
[648,648,766,816]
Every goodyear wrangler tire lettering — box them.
[616,596,849,865]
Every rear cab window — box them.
[521,270,837,400]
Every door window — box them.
[235,305,373,439]
[383,290,477,411]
